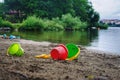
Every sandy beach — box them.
[0,38,120,80]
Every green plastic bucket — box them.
[7,43,24,56]
[66,43,80,60]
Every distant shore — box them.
[0,38,120,80]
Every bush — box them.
[61,13,88,30]
[1,21,13,27]
[19,14,88,31]
[0,17,13,29]
[20,16,45,31]
[73,17,87,30]
[98,23,108,29]
[44,19,64,31]
[12,23,22,29]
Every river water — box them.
[87,27,120,55]
[0,27,120,55]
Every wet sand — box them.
[0,38,120,80]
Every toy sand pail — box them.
[7,43,24,56]
[66,43,80,60]
[50,44,68,60]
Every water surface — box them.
[88,27,120,55]
[1,27,120,55]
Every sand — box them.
[0,38,120,80]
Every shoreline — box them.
[86,46,120,56]
[0,38,120,80]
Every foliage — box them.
[0,3,4,17]
[0,17,13,28]
[73,0,90,21]
[19,14,88,31]
[20,16,64,31]
[88,11,100,27]
[44,19,64,31]
[12,23,22,29]
[20,16,44,31]
[3,0,100,27]
[61,14,88,30]
[0,17,2,24]
[98,23,108,29]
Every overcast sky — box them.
[89,0,120,19]
[0,0,3,2]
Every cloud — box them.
[0,0,3,2]
[89,0,120,19]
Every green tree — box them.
[73,0,89,21]
[90,11,100,27]
[73,0,100,27]
[3,0,100,28]
[0,3,4,17]
[4,0,74,18]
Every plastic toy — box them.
[7,43,24,56]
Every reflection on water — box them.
[0,29,98,46]
[2,27,120,55]
[10,30,98,45]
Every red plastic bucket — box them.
[50,44,68,60]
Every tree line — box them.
[0,0,107,30]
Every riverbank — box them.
[0,38,120,80]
